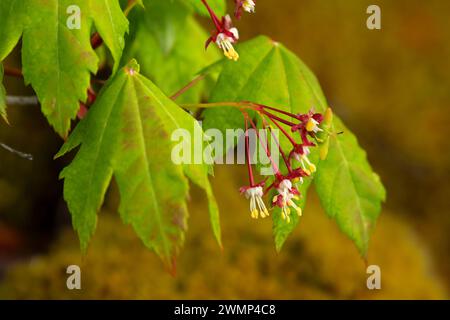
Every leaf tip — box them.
[166,256,177,277]
[363,255,369,268]
[79,239,90,257]
[1,114,10,126]
[124,59,140,76]
[274,240,284,254]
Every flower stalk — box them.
[182,100,333,223]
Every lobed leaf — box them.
[58,60,220,267]
[57,68,127,254]
[22,0,98,137]
[136,74,222,247]
[314,118,386,257]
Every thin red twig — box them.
[3,66,23,78]
[171,74,206,100]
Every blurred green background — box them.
[0,0,449,299]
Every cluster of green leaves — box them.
[1,0,130,137]
[0,0,384,267]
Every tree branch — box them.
[6,95,39,105]
[0,142,33,160]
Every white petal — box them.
[229,28,239,40]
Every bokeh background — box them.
[0,0,449,299]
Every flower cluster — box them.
[239,104,333,223]
[202,0,256,61]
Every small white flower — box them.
[244,186,269,219]
[306,118,323,133]
[292,147,316,174]
[242,0,256,13]
[273,179,302,223]
[216,28,239,61]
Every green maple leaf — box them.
[202,36,385,256]
[0,0,25,61]
[22,0,98,137]
[57,60,220,268]
[90,0,129,72]
[1,0,129,134]
[314,117,386,257]
[0,64,7,123]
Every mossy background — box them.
[0,0,449,299]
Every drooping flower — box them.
[235,0,256,19]
[272,179,302,223]
[289,144,317,174]
[215,24,240,61]
[240,183,269,219]
[204,6,240,61]
[306,117,323,133]
[292,110,324,139]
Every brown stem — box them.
[171,74,206,100]
[181,101,254,110]
[4,66,23,78]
